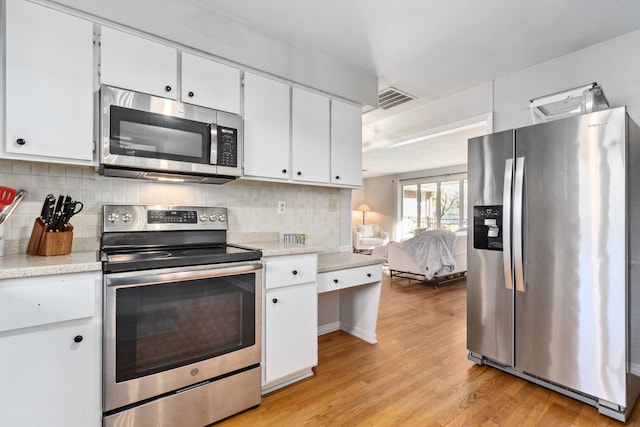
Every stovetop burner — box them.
[102,243,262,273]
[101,205,262,273]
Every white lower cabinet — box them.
[262,254,317,392]
[264,282,317,383]
[317,264,382,344]
[0,272,101,427]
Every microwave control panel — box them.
[217,126,238,167]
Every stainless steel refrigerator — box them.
[467,106,640,421]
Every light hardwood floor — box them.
[218,273,640,426]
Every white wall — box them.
[494,29,640,130]
[361,29,640,241]
[363,82,493,149]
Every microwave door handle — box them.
[210,124,218,165]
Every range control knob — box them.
[199,214,208,222]
[218,214,227,222]
[107,212,119,223]
[121,212,132,222]
[209,214,218,222]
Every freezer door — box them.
[514,107,627,405]
[467,130,515,366]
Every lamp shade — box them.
[355,203,372,225]
[356,203,372,213]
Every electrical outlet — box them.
[278,201,286,214]
[328,199,337,212]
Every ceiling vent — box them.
[378,87,415,110]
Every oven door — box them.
[103,261,262,412]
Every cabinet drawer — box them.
[264,254,317,289]
[0,273,96,333]
[317,264,382,293]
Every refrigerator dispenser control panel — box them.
[473,205,503,251]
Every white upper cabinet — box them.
[100,26,178,99]
[4,0,94,163]
[291,87,330,184]
[100,28,241,112]
[181,52,240,113]
[243,72,291,180]
[97,25,361,186]
[330,100,363,187]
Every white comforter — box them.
[401,230,457,280]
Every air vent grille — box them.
[378,87,415,110]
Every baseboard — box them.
[261,369,314,395]
[318,321,340,336]
[340,322,377,344]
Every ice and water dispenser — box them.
[473,205,503,251]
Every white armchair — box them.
[353,224,389,252]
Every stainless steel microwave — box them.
[99,85,242,184]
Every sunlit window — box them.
[400,174,467,238]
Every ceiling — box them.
[54,0,640,178]
[192,0,640,178]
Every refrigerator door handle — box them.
[513,157,525,292]
[502,158,513,290]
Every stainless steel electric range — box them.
[100,204,262,427]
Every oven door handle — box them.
[105,261,263,288]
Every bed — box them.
[373,230,467,286]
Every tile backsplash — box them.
[0,159,343,254]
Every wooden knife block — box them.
[26,218,73,256]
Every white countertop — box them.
[244,242,386,272]
[0,251,101,280]
[241,240,325,257]
[318,251,385,273]
[0,245,385,280]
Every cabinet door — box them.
[243,73,291,180]
[264,282,318,383]
[291,88,330,183]
[331,100,363,187]
[0,321,98,427]
[181,52,240,113]
[5,0,93,162]
[100,26,177,99]
[0,272,101,426]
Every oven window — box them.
[115,273,255,382]
[109,105,211,164]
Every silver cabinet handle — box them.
[503,159,513,290]
[513,157,525,292]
